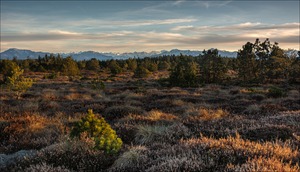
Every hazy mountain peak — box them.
[1,48,276,60]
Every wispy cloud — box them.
[71,18,197,27]
[171,22,299,34]
[195,1,232,8]
[172,0,186,6]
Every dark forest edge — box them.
[1,39,300,87]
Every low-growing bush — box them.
[24,162,71,172]
[44,72,60,79]
[109,145,148,171]
[227,156,300,172]
[267,86,286,98]
[70,109,122,154]
[185,108,228,121]
[103,105,144,121]
[135,123,190,145]
[4,138,118,171]
[1,113,64,153]
[90,79,105,90]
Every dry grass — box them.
[103,105,145,121]
[109,146,148,171]
[146,110,178,121]
[24,162,71,172]
[185,108,228,121]
[227,156,300,172]
[41,88,58,100]
[183,133,299,161]
[1,72,299,171]
[243,104,261,114]
[0,113,65,153]
[135,123,190,145]
[287,89,300,99]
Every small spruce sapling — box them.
[71,109,122,154]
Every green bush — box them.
[134,66,151,78]
[169,58,198,87]
[70,109,122,154]
[267,86,285,98]
[90,79,105,90]
[44,72,60,79]
[5,66,33,98]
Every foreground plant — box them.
[70,109,122,154]
[5,65,33,99]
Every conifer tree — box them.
[237,42,258,83]
[169,56,198,87]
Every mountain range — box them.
[0,48,298,61]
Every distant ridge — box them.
[1,48,298,60]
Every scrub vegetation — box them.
[0,39,299,171]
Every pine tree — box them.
[134,65,151,78]
[199,49,226,83]
[71,109,122,154]
[86,58,100,71]
[108,60,122,75]
[169,56,198,87]
[127,58,137,71]
[6,65,33,99]
[62,56,80,76]
[237,42,258,83]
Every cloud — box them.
[66,18,197,28]
[1,22,299,53]
[172,0,186,6]
[172,25,194,31]
[48,30,81,35]
[195,1,232,8]
[171,22,300,35]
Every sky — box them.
[1,0,299,53]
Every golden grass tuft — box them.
[110,146,148,171]
[41,88,58,100]
[243,104,261,114]
[1,113,65,152]
[183,133,299,161]
[147,110,178,121]
[227,156,300,172]
[186,108,228,121]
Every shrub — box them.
[109,60,123,75]
[243,104,261,115]
[135,123,190,145]
[109,146,148,171]
[44,72,60,79]
[103,105,144,121]
[1,113,64,153]
[70,109,122,154]
[227,156,300,172]
[267,86,286,98]
[90,79,105,90]
[185,108,228,121]
[5,138,118,171]
[0,59,19,83]
[24,162,71,172]
[250,93,265,101]
[61,56,80,76]
[6,66,33,98]
[134,66,151,78]
[169,58,198,87]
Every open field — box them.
[0,71,300,171]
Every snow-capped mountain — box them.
[2,48,297,60]
[0,48,48,60]
[64,51,113,61]
[284,49,299,58]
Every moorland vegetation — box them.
[0,39,299,171]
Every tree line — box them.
[1,39,299,86]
